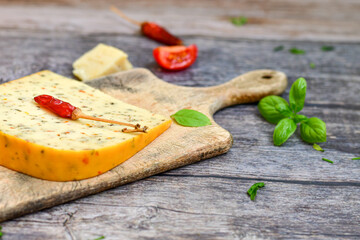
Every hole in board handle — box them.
[262,75,273,79]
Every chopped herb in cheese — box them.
[73,43,133,81]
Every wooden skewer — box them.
[110,6,142,27]
[71,108,148,133]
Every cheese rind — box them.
[0,71,171,181]
[73,43,133,81]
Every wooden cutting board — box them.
[0,68,287,222]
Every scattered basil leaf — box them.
[273,118,297,146]
[352,157,360,160]
[293,114,308,124]
[247,182,265,201]
[300,117,327,143]
[258,96,289,124]
[171,109,212,127]
[231,16,248,26]
[289,48,306,55]
[0,226,2,237]
[321,46,335,52]
[289,77,307,113]
[322,158,333,164]
[273,45,284,52]
[275,103,293,118]
[310,62,316,69]
[93,237,105,240]
[313,143,324,152]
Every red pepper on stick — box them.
[34,95,147,133]
[110,6,183,46]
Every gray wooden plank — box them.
[0,0,359,42]
[1,30,360,89]
[2,176,360,240]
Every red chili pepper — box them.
[141,22,182,46]
[34,95,75,118]
[153,44,198,71]
[111,6,182,46]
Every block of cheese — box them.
[0,71,171,181]
[73,43,133,81]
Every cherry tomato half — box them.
[153,44,197,71]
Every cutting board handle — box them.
[204,69,287,114]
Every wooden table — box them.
[0,0,359,239]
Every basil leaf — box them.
[300,117,327,143]
[313,143,324,152]
[294,114,308,124]
[258,96,289,124]
[273,118,297,146]
[247,182,265,201]
[275,104,293,118]
[289,77,307,113]
[93,237,105,240]
[273,45,284,52]
[230,16,248,26]
[0,226,2,237]
[171,109,212,127]
[352,157,360,160]
[289,48,306,55]
[321,46,335,52]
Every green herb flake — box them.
[171,109,212,127]
[322,158,333,164]
[273,45,284,52]
[247,182,265,201]
[321,46,335,52]
[352,157,360,160]
[310,62,316,69]
[289,48,306,55]
[93,236,105,240]
[231,16,248,26]
[313,143,324,152]
[0,226,3,237]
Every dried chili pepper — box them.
[110,6,182,46]
[34,94,75,118]
[141,22,183,46]
[34,95,147,132]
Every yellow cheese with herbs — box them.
[0,71,171,181]
[73,43,133,81]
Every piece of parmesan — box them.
[73,43,133,81]
[0,71,171,181]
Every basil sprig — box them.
[258,78,327,146]
[171,109,212,127]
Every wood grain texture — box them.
[0,6,359,238]
[2,176,360,240]
[0,67,287,222]
[0,0,360,42]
